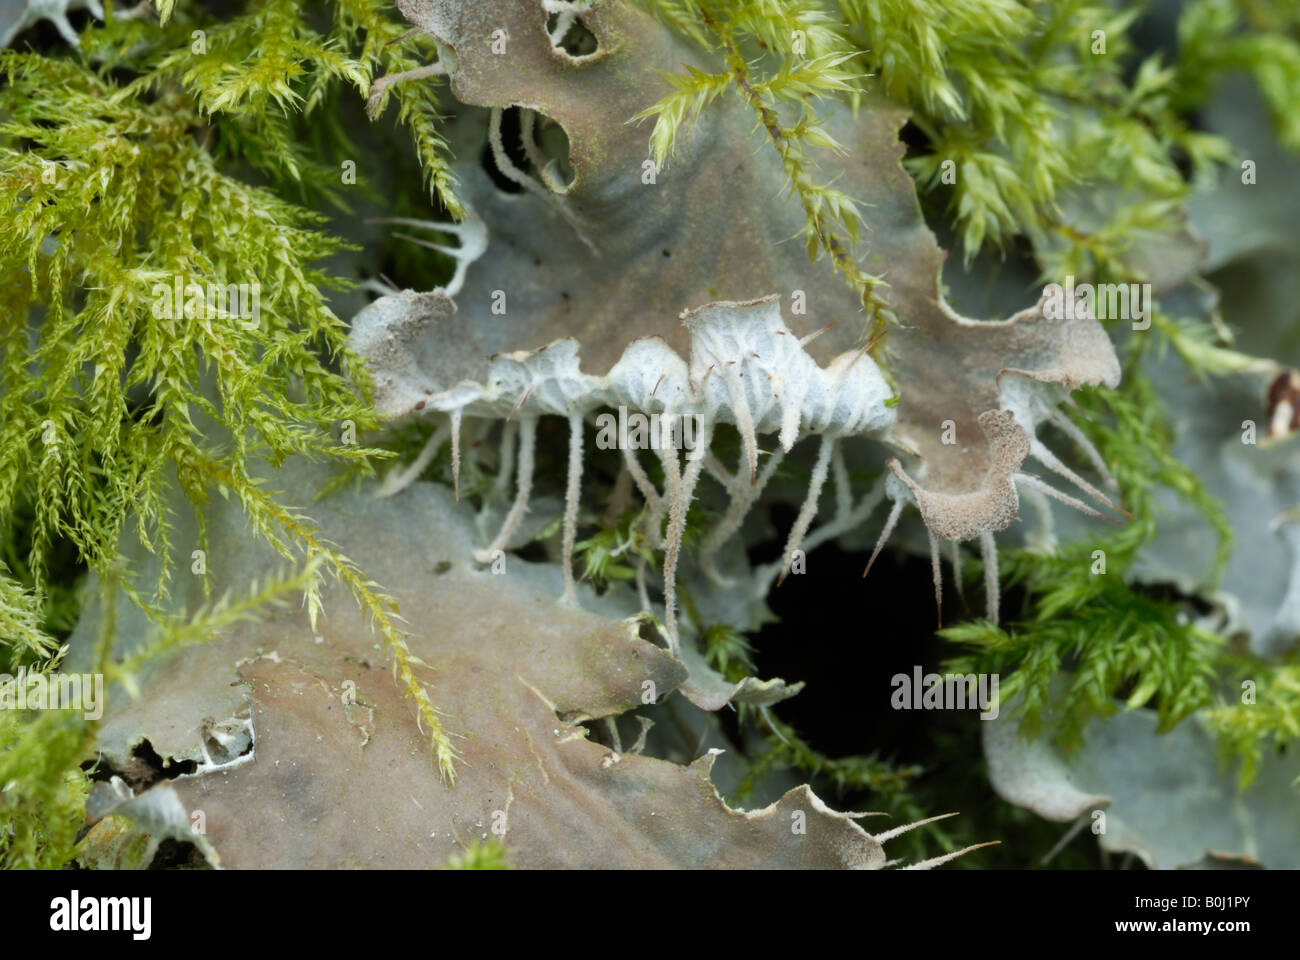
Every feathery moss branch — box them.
[1,25,459,781]
[191,457,459,782]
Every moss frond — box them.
[1204,663,1300,789]
[444,838,512,869]
[0,565,60,671]
[336,0,464,217]
[1176,0,1300,152]
[0,1,463,794]
[192,458,459,782]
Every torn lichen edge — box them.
[84,776,223,869]
[693,748,996,869]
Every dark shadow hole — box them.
[479,106,577,193]
[479,106,527,193]
[897,120,932,159]
[149,837,212,869]
[82,738,198,790]
[546,12,599,57]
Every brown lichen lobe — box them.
[382,0,1126,536]
[890,410,1031,544]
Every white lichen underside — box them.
[350,208,1128,647]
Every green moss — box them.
[444,838,513,869]
[1,0,469,869]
